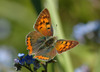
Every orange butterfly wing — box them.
[34,8,53,36]
[55,40,79,54]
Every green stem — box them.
[23,65,33,72]
[44,0,73,72]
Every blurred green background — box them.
[0,0,100,72]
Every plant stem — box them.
[42,60,56,72]
[42,62,48,72]
[45,0,73,72]
[23,65,33,72]
[45,62,48,72]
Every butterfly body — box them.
[44,36,57,47]
[26,8,79,61]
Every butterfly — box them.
[26,8,79,61]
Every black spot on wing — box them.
[47,28,50,29]
[65,42,67,44]
[40,27,42,29]
[61,41,63,44]
[46,22,49,25]
[40,22,42,25]
[43,20,45,23]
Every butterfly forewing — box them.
[55,40,79,54]
[26,31,46,55]
[34,8,53,36]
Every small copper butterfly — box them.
[26,8,79,61]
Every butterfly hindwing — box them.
[34,46,57,61]
[34,8,53,36]
[55,40,79,54]
[26,31,46,55]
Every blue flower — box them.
[24,55,35,64]
[18,53,25,58]
[19,58,25,65]
[17,53,25,65]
